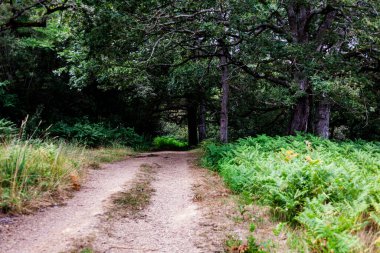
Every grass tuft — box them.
[110,163,156,219]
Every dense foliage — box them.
[50,122,146,148]
[0,118,17,141]
[0,1,379,143]
[202,135,380,252]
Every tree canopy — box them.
[0,0,379,142]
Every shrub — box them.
[50,121,146,148]
[112,127,146,148]
[152,136,188,150]
[202,135,380,252]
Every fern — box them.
[202,135,380,252]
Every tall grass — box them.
[202,135,380,252]
[0,140,135,214]
[0,140,86,213]
[0,117,137,214]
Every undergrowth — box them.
[50,121,147,148]
[0,117,138,214]
[0,118,17,141]
[0,140,135,214]
[0,140,85,213]
[152,136,188,150]
[225,223,268,253]
[202,135,380,252]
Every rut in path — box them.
[0,152,208,253]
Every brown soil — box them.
[190,158,288,253]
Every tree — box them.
[5,0,374,143]
[225,0,379,138]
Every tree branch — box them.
[228,57,290,88]
[0,0,74,33]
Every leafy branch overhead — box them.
[0,0,75,32]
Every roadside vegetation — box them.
[50,121,147,148]
[0,116,190,214]
[202,135,380,252]
[0,119,137,214]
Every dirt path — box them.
[0,151,286,253]
[0,157,143,253]
[0,152,215,253]
[87,152,201,253]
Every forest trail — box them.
[0,151,248,253]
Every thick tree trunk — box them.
[289,96,310,135]
[314,94,331,138]
[287,2,310,135]
[286,3,337,137]
[220,52,229,143]
[289,75,311,135]
[198,99,207,142]
[287,4,312,135]
[187,101,198,146]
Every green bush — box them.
[152,136,188,150]
[50,122,146,148]
[202,135,380,252]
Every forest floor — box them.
[0,151,287,253]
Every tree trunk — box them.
[287,4,312,135]
[314,94,331,138]
[289,75,311,135]
[198,99,207,142]
[286,3,337,137]
[220,51,229,143]
[187,101,198,146]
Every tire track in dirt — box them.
[74,151,201,253]
[0,158,144,253]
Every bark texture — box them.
[287,4,312,135]
[289,75,311,135]
[219,50,229,143]
[287,3,337,137]
[314,94,331,138]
